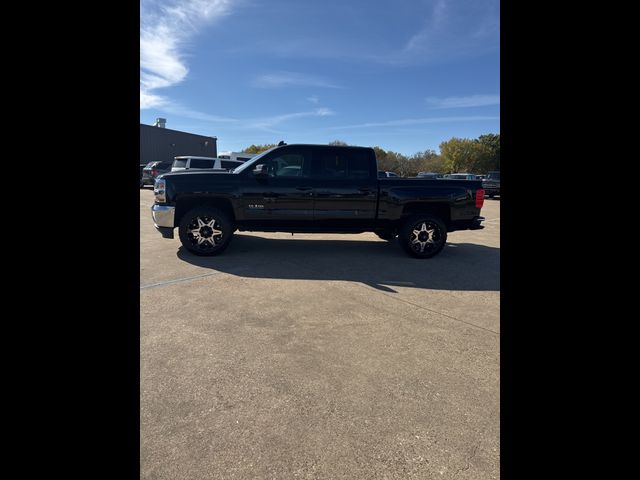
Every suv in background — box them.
[378,171,400,178]
[416,172,444,179]
[218,151,257,163]
[445,173,477,180]
[142,161,173,186]
[483,171,500,198]
[171,156,244,172]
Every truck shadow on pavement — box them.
[176,235,500,292]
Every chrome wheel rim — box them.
[187,215,223,250]
[410,220,443,254]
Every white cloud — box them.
[251,72,342,89]
[400,0,499,63]
[307,95,320,104]
[140,0,233,109]
[426,95,500,109]
[140,91,168,109]
[329,116,499,130]
[249,108,335,131]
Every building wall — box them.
[140,124,217,165]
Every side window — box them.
[173,159,187,169]
[348,152,372,179]
[318,152,347,177]
[190,159,214,169]
[315,149,372,179]
[267,151,308,177]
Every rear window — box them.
[189,159,215,169]
[173,159,187,168]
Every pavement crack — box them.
[362,287,500,335]
[140,271,224,290]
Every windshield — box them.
[231,147,278,173]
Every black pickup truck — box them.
[151,144,485,258]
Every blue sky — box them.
[140,0,499,155]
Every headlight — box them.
[154,178,166,203]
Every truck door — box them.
[238,146,315,229]
[310,147,378,230]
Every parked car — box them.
[151,144,486,259]
[378,171,400,178]
[445,173,477,180]
[416,172,444,179]
[140,164,146,188]
[171,156,245,172]
[142,161,173,186]
[482,171,500,198]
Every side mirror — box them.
[252,164,269,177]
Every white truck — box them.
[217,151,257,163]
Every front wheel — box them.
[399,215,447,258]
[178,206,233,256]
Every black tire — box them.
[178,206,234,256]
[375,230,397,241]
[399,215,448,259]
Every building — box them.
[140,118,217,166]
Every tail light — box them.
[151,169,158,176]
[154,178,166,203]
[475,189,485,208]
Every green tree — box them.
[328,140,348,146]
[476,133,500,171]
[243,143,277,154]
[410,150,446,175]
[440,137,492,174]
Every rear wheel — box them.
[399,215,447,258]
[178,206,233,256]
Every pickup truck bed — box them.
[151,144,485,258]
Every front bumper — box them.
[151,204,175,238]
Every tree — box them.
[243,143,278,154]
[328,140,348,146]
[439,137,492,174]
[410,150,446,175]
[476,133,500,171]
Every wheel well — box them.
[401,202,451,227]
[175,196,236,226]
